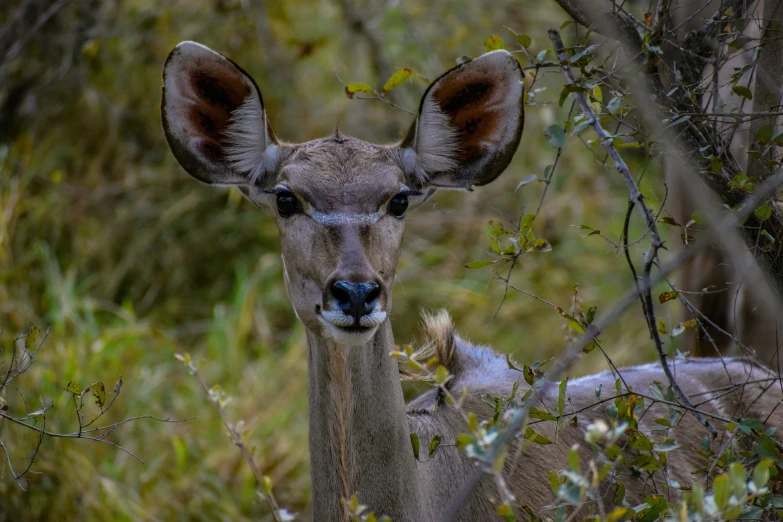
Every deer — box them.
[161,41,783,521]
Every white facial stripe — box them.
[309,211,382,226]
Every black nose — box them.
[330,281,381,321]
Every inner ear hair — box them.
[399,99,460,186]
[224,95,281,184]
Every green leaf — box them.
[629,432,654,451]
[613,482,626,505]
[25,326,40,350]
[543,124,565,148]
[752,459,773,488]
[382,68,412,93]
[428,435,442,458]
[738,418,764,434]
[637,495,666,522]
[519,213,535,235]
[608,507,634,521]
[586,306,597,324]
[496,503,513,517]
[517,34,532,48]
[713,474,729,509]
[547,470,561,493]
[464,260,496,269]
[568,446,579,471]
[754,202,772,221]
[456,433,475,450]
[468,412,478,432]
[506,354,522,372]
[606,444,621,461]
[344,83,374,98]
[65,381,82,395]
[558,378,567,416]
[91,381,106,408]
[755,124,773,144]
[558,86,571,108]
[630,454,660,471]
[434,365,451,384]
[732,85,752,100]
[570,120,591,137]
[523,364,535,385]
[410,433,420,461]
[261,475,274,496]
[658,290,679,304]
[484,35,505,51]
[710,155,724,174]
[754,436,780,460]
[529,407,558,421]
[654,438,679,452]
[567,320,585,333]
[489,238,503,257]
[523,426,553,444]
[525,239,552,252]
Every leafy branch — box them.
[0,328,186,489]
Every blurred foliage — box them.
[0,0,690,519]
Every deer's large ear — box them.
[161,41,279,187]
[399,51,524,190]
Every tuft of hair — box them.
[399,309,458,380]
[401,100,459,185]
[421,309,457,369]
[224,95,278,184]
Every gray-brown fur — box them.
[161,41,782,521]
[408,313,782,519]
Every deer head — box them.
[161,42,524,346]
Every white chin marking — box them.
[323,323,379,346]
[318,309,387,346]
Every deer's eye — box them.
[276,191,300,218]
[388,194,409,218]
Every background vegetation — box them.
[1,0,779,520]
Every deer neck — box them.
[306,320,426,521]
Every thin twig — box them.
[185,363,284,522]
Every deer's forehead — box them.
[278,140,405,211]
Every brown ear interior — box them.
[182,63,252,162]
[403,51,525,189]
[432,77,500,165]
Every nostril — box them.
[331,281,354,314]
[360,284,380,316]
[363,283,380,309]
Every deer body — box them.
[161,42,783,521]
